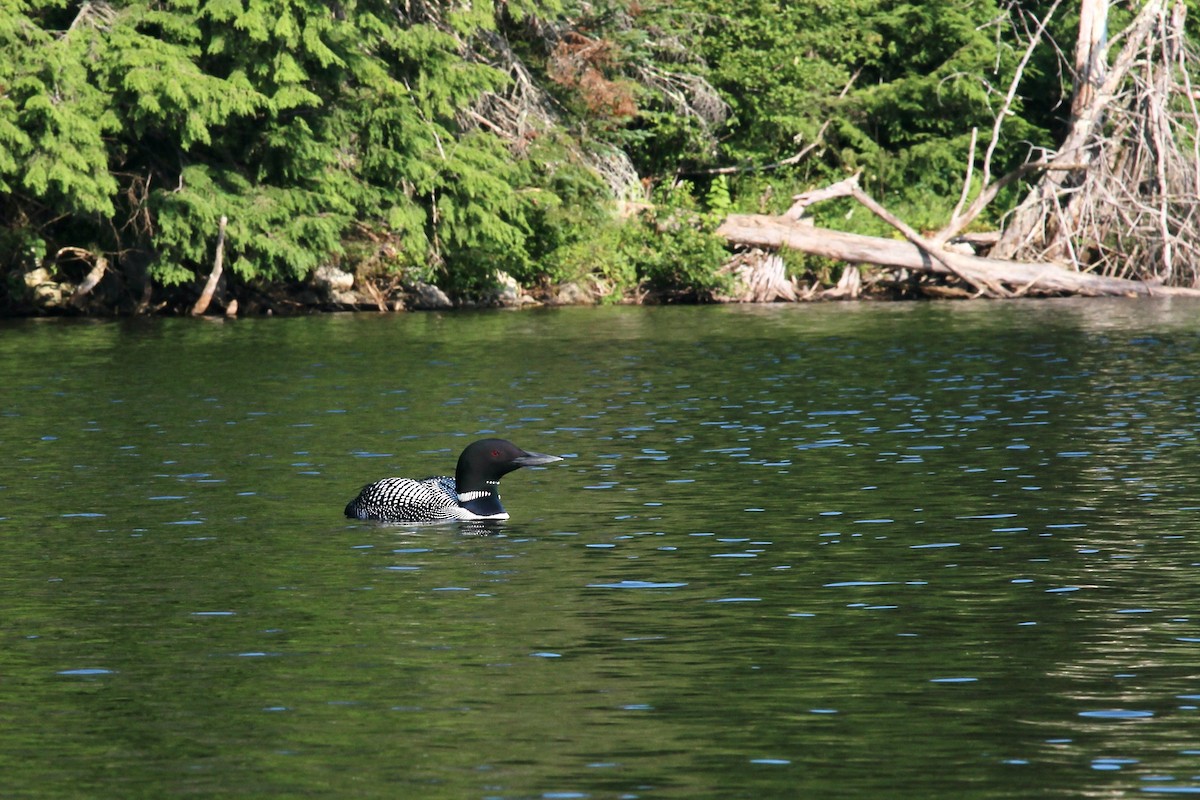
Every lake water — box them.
[3,299,1200,798]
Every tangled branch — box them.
[992,0,1200,286]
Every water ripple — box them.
[587,580,688,589]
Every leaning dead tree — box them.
[993,0,1200,284]
[718,0,1200,300]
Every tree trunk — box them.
[1071,0,1108,118]
[191,215,227,316]
[717,249,799,301]
[69,256,108,306]
[990,0,1167,260]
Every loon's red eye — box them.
[491,449,501,457]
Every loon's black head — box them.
[454,439,562,514]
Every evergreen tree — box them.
[2,0,1192,311]
[1,0,587,305]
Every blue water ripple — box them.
[588,580,688,589]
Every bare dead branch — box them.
[985,0,1064,190]
[936,0,1064,244]
[784,174,861,218]
[845,180,1004,296]
[70,257,108,305]
[949,127,979,226]
[191,215,227,316]
[983,0,1200,287]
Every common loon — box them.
[344,438,562,523]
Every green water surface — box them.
[2,300,1200,798]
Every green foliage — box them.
[620,182,730,299]
[704,176,732,217]
[693,0,871,169]
[1,0,1183,309]
[542,220,635,301]
[0,2,120,217]
[510,0,1066,246]
[518,141,615,285]
[0,0,593,296]
[537,179,731,301]
[152,163,352,285]
[836,0,1055,211]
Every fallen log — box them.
[716,213,1200,298]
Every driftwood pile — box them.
[717,0,1200,301]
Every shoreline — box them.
[0,281,1008,318]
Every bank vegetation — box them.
[3,0,1199,315]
